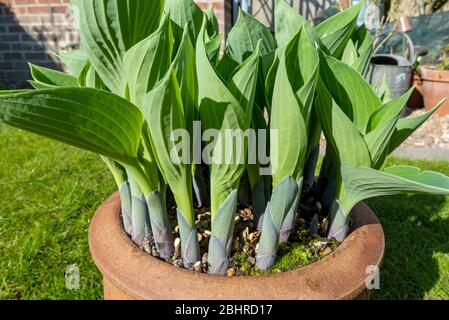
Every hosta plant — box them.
[1,0,448,275]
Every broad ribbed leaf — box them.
[164,0,204,48]
[389,100,446,152]
[228,44,260,125]
[287,27,319,122]
[144,67,199,266]
[196,23,247,214]
[226,10,276,64]
[0,88,143,164]
[351,25,373,76]
[206,33,222,65]
[364,90,414,167]
[206,6,219,37]
[71,0,164,95]
[275,0,306,47]
[196,24,248,214]
[216,53,239,82]
[315,79,372,167]
[341,163,449,210]
[315,2,362,58]
[270,39,308,186]
[144,68,191,205]
[58,49,88,76]
[30,64,78,88]
[366,88,414,133]
[320,53,381,133]
[124,15,173,108]
[174,26,198,136]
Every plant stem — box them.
[126,163,174,258]
[208,189,238,275]
[279,177,304,242]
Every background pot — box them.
[89,193,385,300]
[420,66,449,116]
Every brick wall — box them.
[0,0,232,88]
[0,0,79,88]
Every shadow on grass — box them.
[368,193,449,300]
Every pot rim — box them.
[420,66,449,82]
[89,193,385,300]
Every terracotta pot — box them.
[89,193,385,300]
[420,66,449,116]
[407,72,424,110]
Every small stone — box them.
[197,233,203,242]
[174,238,181,254]
[243,227,250,242]
[235,216,241,223]
[204,230,212,236]
[321,247,333,257]
[193,261,202,273]
[151,247,160,258]
[227,268,236,277]
[174,226,180,234]
[202,253,208,264]
[247,257,256,265]
[244,208,253,216]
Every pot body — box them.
[420,67,449,116]
[89,193,385,300]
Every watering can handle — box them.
[373,31,415,64]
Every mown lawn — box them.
[0,124,448,300]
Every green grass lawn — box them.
[1,124,448,300]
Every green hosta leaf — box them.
[206,5,219,37]
[29,64,78,88]
[256,176,299,270]
[341,39,358,68]
[364,89,414,167]
[58,49,88,77]
[315,79,371,167]
[196,22,247,214]
[319,53,381,133]
[144,67,198,266]
[286,27,319,121]
[351,25,373,76]
[208,190,238,275]
[0,88,143,165]
[228,43,260,126]
[124,15,173,108]
[275,0,307,47]
[71,0,164,95]
[315,2,362,58]
[144,67,192,211]
[341,163,449,211]
[206,33,222,65]
[366,88,414,133]
[216,53,240,82]
[389,100,446,152]
[374,74,392,103]
[164,0,204,48]
[270,39,308,186]
[226,10,276,64]
[174,26,198,137]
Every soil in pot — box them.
[131,184,341,277]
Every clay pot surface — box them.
[89,193,385,300]
[420,67,449,116]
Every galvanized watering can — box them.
[367,31,415,98]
